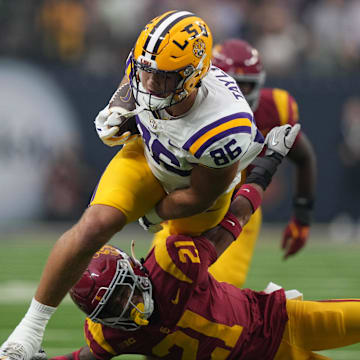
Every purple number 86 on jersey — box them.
[210,139,242,166]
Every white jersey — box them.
[135,66,264,193]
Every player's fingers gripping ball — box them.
[95,82,141,147]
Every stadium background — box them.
[1,1,360,359]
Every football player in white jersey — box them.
[0,10,296,360]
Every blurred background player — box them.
[152,38,317,288]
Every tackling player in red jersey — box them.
[153,38,317,287]
[42,134,360,360]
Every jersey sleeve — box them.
[182,112,263,169]
[152,234,217,285]
[84,318,117,360]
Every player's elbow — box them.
[189,195,217,214]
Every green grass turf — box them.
[1,224,360,359]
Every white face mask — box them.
[135,79,175,111]
[89,257,154,331]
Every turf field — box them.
[1,223,360,359]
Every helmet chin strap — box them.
[130,303,149,326]
[131,240,142,266]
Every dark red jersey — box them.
[254,88,300,138]
[84,235,288,359]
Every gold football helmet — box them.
[130,10,213,111]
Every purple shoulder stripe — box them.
[183,112,253,151]
[255,129,264,143]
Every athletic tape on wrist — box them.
[235,184,262,213]
[219,212,242,240]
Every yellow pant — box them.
[275,299,360,360]
[90,138,233,235]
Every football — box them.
[109,82,139,135]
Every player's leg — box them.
[208,208,262,287]
[275,298,360,359]
[274,339,331,360]
[91,138,166,223]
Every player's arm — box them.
[48,346,158,360]
[204,183,263,257]
[161,160,240,217]
[139,160,240,232]
[204,124,301,257]
[49,347,97,360]
[282,131,317,259]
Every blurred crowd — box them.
[1,0,360,226]
[2,0,360,77]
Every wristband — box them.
[293,197,314,225]
[235,184,262,213]
[219,212,242,240]
[245,153,283,190]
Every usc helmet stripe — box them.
[143,10,194,60]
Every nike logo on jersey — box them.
[242,188,250,193]
[171,288,181,305]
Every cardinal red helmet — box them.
[212,39,266,110]
[69,245,153,330]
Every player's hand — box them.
[265,124,301,157]
[138,215,163,233]
[282,217,310,259]
[94,105,138,147]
